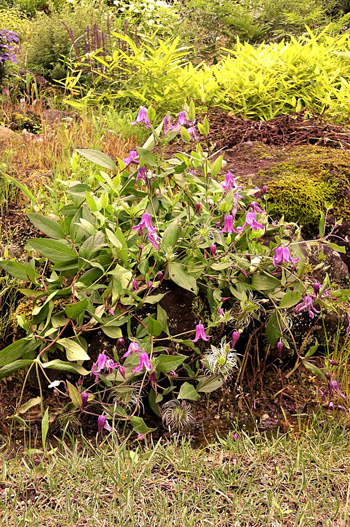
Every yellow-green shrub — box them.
[0,8,32,40]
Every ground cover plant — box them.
[0,107,349,439]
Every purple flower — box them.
[210,244,217,257]
[236,212,264,232]
[117,338,126,348]
[277,339,283,356]
[177,111,189,126]
[119,365,126,379]
[123,341,141,358]
[191,323,211,343]
[218,308,224,315]
[132,351,153,373]
[163,115,172,134]
[221,214,235,234]
[133,213,157,235]
[195,202,201,214]
[130,106,151,128]
[232,331,240,348]
[250,201,264,213]
[148,232,160,250]
[123,150,139,166]
[295,296,320,319]
[221,173,243,193]
[233,432,240,441]
[81,392,89,409]
[272,247,299,267]
[187,126,199,140]
[313,282,321,296]
[97,414,113,434]
[329,379,346,400]
[91,353,108,380]
[135,166,148,183]
[97,414,107,434]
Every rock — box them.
[0,125,25,152]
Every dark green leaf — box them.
[28,213,65,239]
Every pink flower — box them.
[91,353,108,380]
[250,201,264,213]
[130,106,151,128]
[221,173,243,193]
[236,212,264,232]
[132,352,153,373]
[195,202,201,214]
[81,392,89,409]
[295,296,320,319]
[187,126,199,140]
[210,244,217,257]
[272,247,299,267]
[123,341,141,358]
[136,166,148,183]
[191,323,211,342]
[177,111,189,126]
[221,214,235,234]
[133,213,157,235]
[232,331,240,348]
[277,339,283,356]
[163,115,172,134]
[123,150,139,166]
[119,365,126,379]
[148,232,160,250]
[97,413,114,434]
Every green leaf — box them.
[101,323,123,339]
[157,304,169,335]
[67,380,82,408]
[303,360,326,379]
[197,376,223,393]
[156,355,185,374]
[180,127,191,142]
[65,299,88,319]
[106,228,122,249]
[266,311,282,346]
[136,147,157,167]
[144,293,166,304]
[28,239,77,264]
[76,149,116,171]
[169,262,198,294]
[162,220,180,251]
[28,213,65,239]
[178,382,200,401]
[0,359,33,380]
[129,416,155,435]
[280,291,302,309]
[149,389,161,417]
[251,273,280,291]
[326,242,346,254]
[0,338,40,368]
[0,260,31,281]
[211,155,223,178]
[147,317,163,337]
[42,360,89,375]
[17,397,42,415]
[2,172,37,204]
[57,339,90,361]
[42,408,49,451]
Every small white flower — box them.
[203,340,239,377]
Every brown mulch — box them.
[207,109,350,150]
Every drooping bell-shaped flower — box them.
[81,392,89,409]
[97,414,106,434]
[135,166,148,183]
[210,244,217,257]
[133,213,157,235]
[177,111,189,126]
[132,351,153,373]
[195,202,201,214]
[130,106,151,128]
[123,150,139,166]
[237,212,264,232]
[91,352,108,380]
[272,247,299,267]
[250,201,264,213]
[148,232,160,250]
[221,214,235,234]
[277,339,283,356]
[123,341,141,358]
[232,331,240,348]
[295,296,320,319]
[163,115,172,134]
[191,323,211,343]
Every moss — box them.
[260,145,350,227]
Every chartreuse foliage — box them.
[71,24,350,123]
[0,108,348,435]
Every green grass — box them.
[1,420,350,526]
